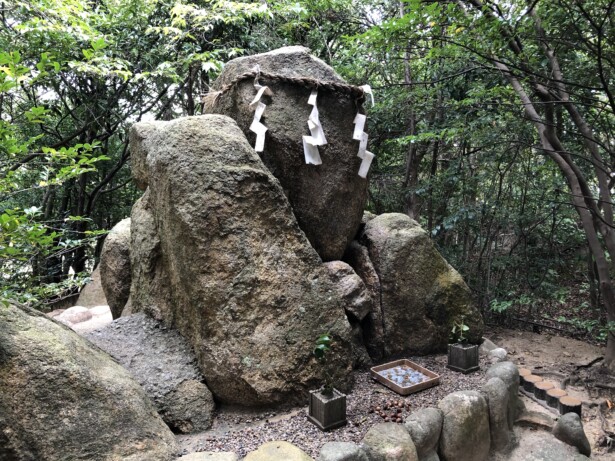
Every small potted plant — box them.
[307,333,347,431]
[447,315,480,374]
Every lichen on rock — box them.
[349,213,483,357]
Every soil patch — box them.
[487,326,615,459]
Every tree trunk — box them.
[460,0,615,371]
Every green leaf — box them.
[313,344,328,359]
[90,37,107,51]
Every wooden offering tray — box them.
[371,359,440,396]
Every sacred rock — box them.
[348,213,483,357]
[206,46,369,261]
[128,114,356,406]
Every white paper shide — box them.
[302,89,327,165]
[353,111,375,179]
[249,77,272,153]
[247,76,375,177]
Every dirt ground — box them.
[62,305,615,458]
[177,328,615,459]
[486,326,615,459]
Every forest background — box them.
[1,0,614,368]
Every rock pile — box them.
[99,47,484,409]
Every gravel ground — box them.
[177,353,491,458]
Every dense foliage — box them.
[0,0,272,306]
[1,0,614,366]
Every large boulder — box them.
[100,217,132,319]
[85,313,215,434]
[0,303,177,461]
[359,213,483,355]
[206,46,369,261]
[128,114,356,406]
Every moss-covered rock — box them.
[358,213,483,356]
[0,303,177,461]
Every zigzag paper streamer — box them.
[351,85,375,177]
[353,114,366,142]
[302,136,322,165]
[353,112,375,178]
[358,151,375,178]
[249,74,272,152]
[302,89,326,165]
